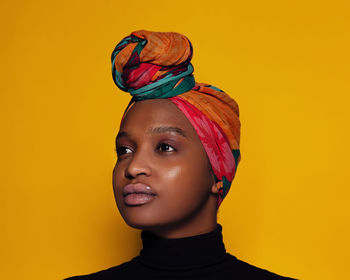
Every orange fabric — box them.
[131,30,192,66]
[180,83,241,152]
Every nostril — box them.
[125,173,134,179]
[125,155,152,178]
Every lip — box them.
[123,183,156,206]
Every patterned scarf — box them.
[111,30,241,208]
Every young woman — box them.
[65,30,296,279]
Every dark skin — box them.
[113,98,220,239]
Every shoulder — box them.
[225,254,298,279]
[63,257,139,280]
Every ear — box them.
[210,181,221,195]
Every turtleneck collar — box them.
[137,224,227,270]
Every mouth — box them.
[123,192,156,206]
[122,183,157,206]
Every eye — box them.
[157,142,176,153]
[115,145,133,157]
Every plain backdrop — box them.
[1,0,349,279]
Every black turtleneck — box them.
[65,224,296,279]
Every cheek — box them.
[112,164,119,190]
[158,156,212,206]
[113,161,127,185]
[112,163,126,206]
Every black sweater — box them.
[65,224,296,279]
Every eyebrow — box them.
[116,126,189,142]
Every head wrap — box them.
[111,30,241,208]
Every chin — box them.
[124,218,169,231]
[120,207,165,230]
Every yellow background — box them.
[1,0,349,279]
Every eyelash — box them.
[115,142,176,157]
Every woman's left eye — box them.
[157,143,175,152]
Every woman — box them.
[65,30,296,279]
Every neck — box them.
[138,223,227,270]
[146,196,218,239]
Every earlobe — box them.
[210,181,220,194]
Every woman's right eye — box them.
[115,146,133,156]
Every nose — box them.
[125,148,152,179]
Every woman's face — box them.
[113,98,218,236]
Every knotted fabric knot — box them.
[111,30,195,101]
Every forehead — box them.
[119,99,197,137]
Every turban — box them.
[111,30,241,208]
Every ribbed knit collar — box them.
[137,224,227,270]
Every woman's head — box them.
[113,98,219,233]
[111,30,241,235]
